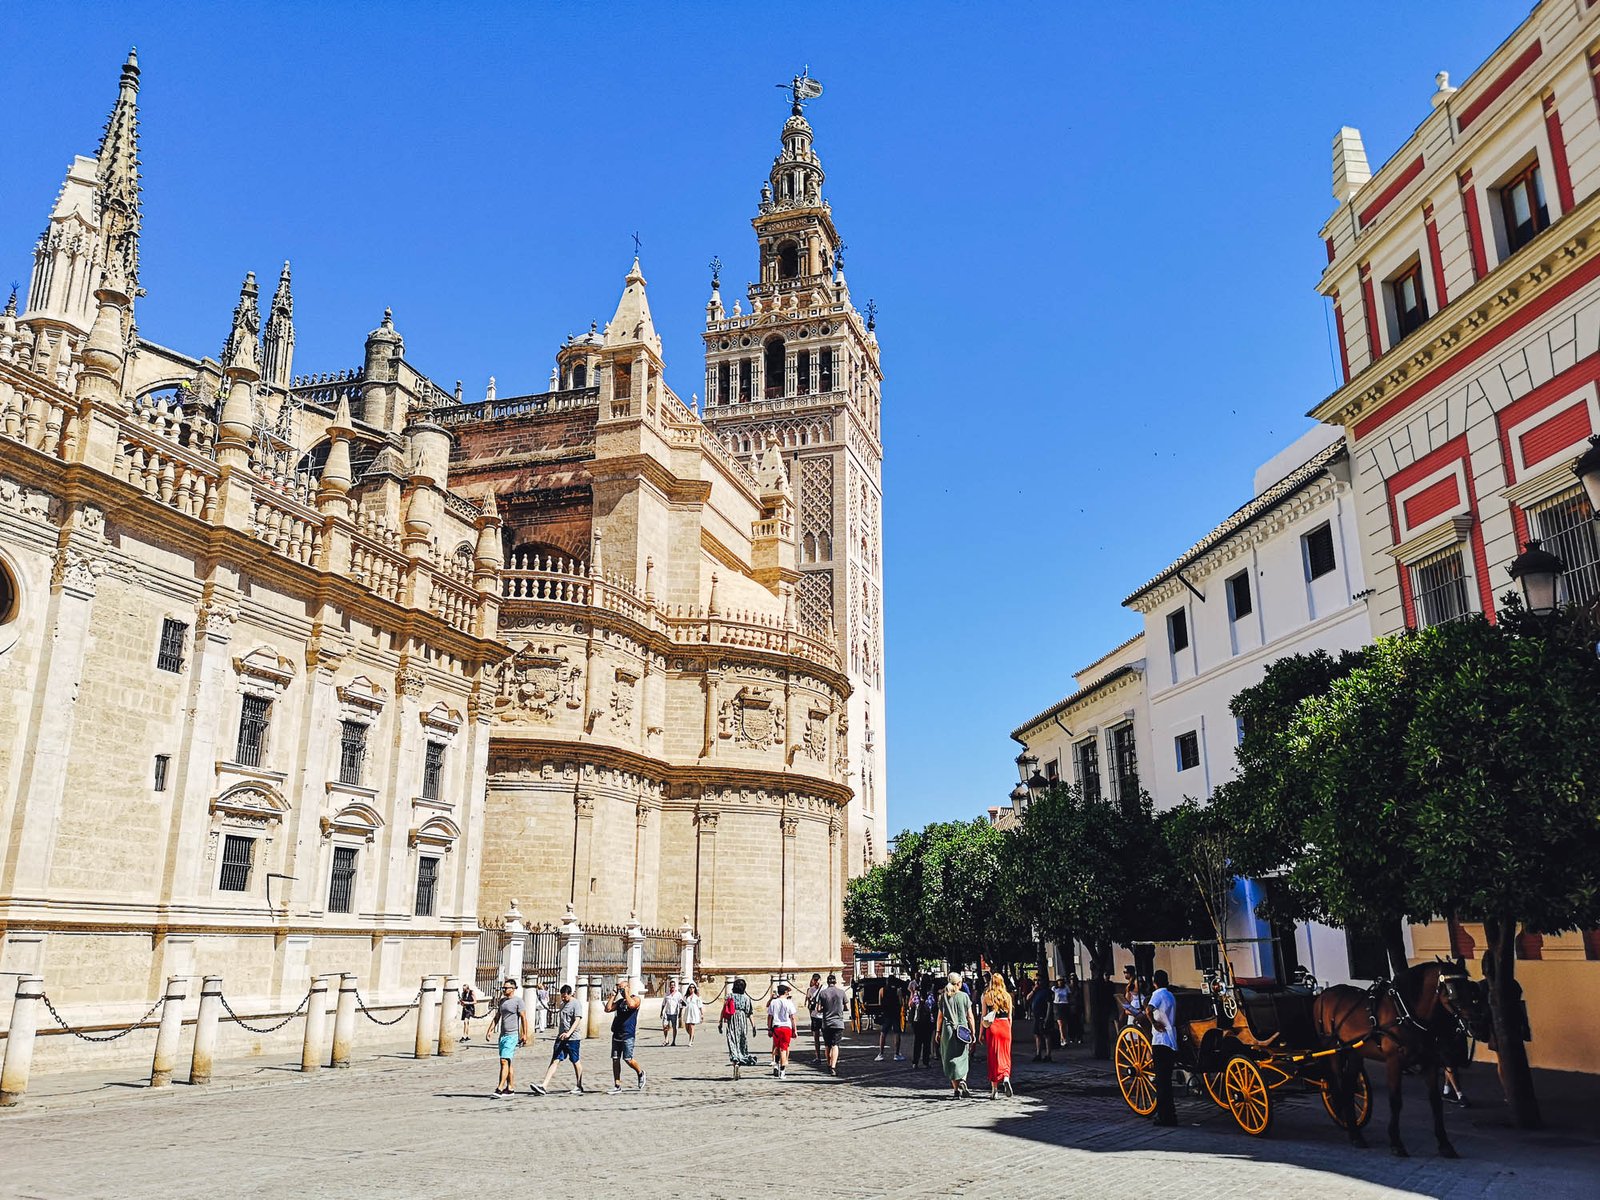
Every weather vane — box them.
[777,66,824,115]
[631,231,642,258]
[708,255,723,286]
[865,298,878,331]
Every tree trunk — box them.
[1383,918,1409,979]
[1087,939,1113,1060]
[1484,916,1542,1129]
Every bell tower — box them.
[700,71,887,882]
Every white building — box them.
[1122,426,1376,984]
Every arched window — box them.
[764,337,786,399]
[802,533,816,563]
[717,361,731,405]
[572,362,587,388]
[777,241,800,280]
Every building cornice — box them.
[1011,664,1144,743]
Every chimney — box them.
[1332,127,1371,203]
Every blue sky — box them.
[1,1,1529,832]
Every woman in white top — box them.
[682,983,704,1046]
[768,981,798,1080]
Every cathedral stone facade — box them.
[0,55,883,1063]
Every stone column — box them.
[330,973,357,1067]
[625,914,645,994]
[188,975,224,1085]
[499,900,527,986]
[438,975,461,1055]
[585,977,605,1039]
[678,916,698,988]
[414,975,440,1059]
[781,814,799,970]
[0,976,43,1107]
[572,794,596,922]
[301,976,330,1072]
[557,904,582,993]
[694,807,720,971]
[149,976,188,1088]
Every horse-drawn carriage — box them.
[1114,963,1372,1138]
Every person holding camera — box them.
[604,976,646,1093]
[530,983,586,1095]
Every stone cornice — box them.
[1311,198,1600,432]
[588,451,714,505]
[1012,665,1143,743]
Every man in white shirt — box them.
[1147,969,1178,1126]
[660,979,684,1045]
[768,981,798,1080]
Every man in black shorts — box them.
[817,973,849,1076]
[875,975,905,1062]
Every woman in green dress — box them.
[934,970,977,1099]
[719,977,760,1079]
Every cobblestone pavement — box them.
[1,1025,1597,1199]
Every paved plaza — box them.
[2,1020,1597,1199]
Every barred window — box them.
[153,754,171,792]
[1304,523,1337,580]
[1111,723,1139,807]
[1074,738,1101,803]
[422,741,445,801]
[337,720,368,787]
[1175,730,1200,772]
[328,846,358,914]
[219,835,254,892]
[797,348,811,394]
[414,855,440,917]
[1532,488,1600,607]
[819,347,834,392]
[1410,546,1471,629]
[156,618,188,673]
[236,695,271,767]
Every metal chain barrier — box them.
[354,985,421,1025]
[217,988,310,1034]
[39,992,165,1043]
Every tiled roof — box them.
[1121,441,1347,607]
[1010,664,1140,743]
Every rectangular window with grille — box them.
[415,855,439,917]
[1193,940,1219,972]
[338,720,368,787]
[1303,522,1337,580]
[819,347,834,392]
[1346,928,1390,980]
[153,754,171,792]
[236,694,271,767]
[1111,723,1139,806]
[1175,730,1200,772]
[1226,570,1252,620]
[716,361,730,405]
[1410,546,1471,628]
[328,845,358,914]
[1533,488,1600,607]
[1167,607,1189,653]
[422,741,445,801]
[218,834,254,892]
[738,358,752,400]
[1075,738,1101,803]
[156,618,188,673]
[797,349,811,394]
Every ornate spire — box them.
[603,256,662,357]
[262,261,295,388]
[221,272,261,379]
[96,48,142,301]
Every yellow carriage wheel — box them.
[1114,1026,1158,1117]
[1320,1064,1373,1130]
[1224,1056,1272,1137]
[1203,1070,1229,1108]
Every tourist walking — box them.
[661,979,684,1045]
[911,975,937,1068]
[604,976,646,1093]
[936,971,977,1099]
[530,983,586,1095]
[535,982,551,1033]
[817,972,850,1076]
[1148,969,1177,1126]
[720,978,759,1078]
[876,975,905,1062]
[769,981,797,1080]
[1052,977,1072,1047]
[1029,975,1053,1061]
[489,978,528,1099]
[981,973,1014,1099]
[459,981,479,1042]
[1064,973,1085,1044]
[682,983,704,1046]
[805,973,825,1062]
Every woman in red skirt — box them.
[982,973,1014,1098]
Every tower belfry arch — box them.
[699,73,888,888]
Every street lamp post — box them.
[1507,539,1567,616]
[1572,435,1600,517]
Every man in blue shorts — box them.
[604,975,646,1093]
[531,983,586,1095]
[490,978,528,1098]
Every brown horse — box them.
[1313,961,1490,1158]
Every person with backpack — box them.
[910,975,937,1068]
[719,978,759,1078]
[805,973,825,1063]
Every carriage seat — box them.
[1238,985,1318,1046]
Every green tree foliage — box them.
[842,863,896,958]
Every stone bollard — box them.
[586,976,606,1039]
[438,975,460,1056]
[330,973,357,1068]
[301,976,330,1073]
[415,975,440,1060]
[188,975,224,1085]
[0,975,44,1107]
[149,976,189,1088]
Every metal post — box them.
[438,974,460,1056]
[301,976,330,1073]
[0,975,44,1107]
[188,975,224,1085]
[415,975,440,1060]
[149,976,188,1088]
[330,973,357,1068]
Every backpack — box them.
[721,996,737,1020]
